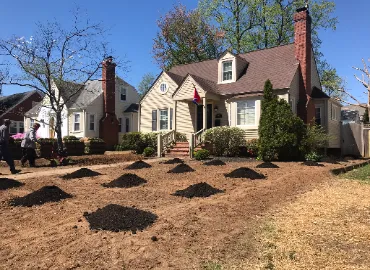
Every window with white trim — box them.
[89,114,95,131]
[19,122,24,133]
[120,88,127,101]
[118,118,123,132]
[30,118,35,127]
[315,107,322,126]
[331,104,339,121]
[10,122,17,134]
[152,111,157,131]
[74,113,81,131]
[160,83,167,93]
[237,100,256,125]
[159,109,168,130]
[222,61,233,81]
[125,118,130,133]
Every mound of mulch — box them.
[302,161,325,167]
[61,168,102,180]
[203,159,226,166]
[102,173,147,188]
[0,178,24,190]
[168,163,195,173]
[9,186,72,207]
[126,160,152,170]
[256,162,279,168]
[84,204,158,233]
[173,182,223,198]
[161,158,184,164]
[224,167,265,180]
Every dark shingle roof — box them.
[168,44,299,95]
[124,103,139,113]
[0,91,40,117]
[25,102,42,116]
[311,87,330,99]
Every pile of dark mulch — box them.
[61,168,102,180]
[9,186,72,207]
[161,158,184,164]
[168,163,195,173]
[203,159,226,166]
[0,178,24,190]
[173,182,223,198]
[102,173,147,188]
[224,167,265,180]
[256,162,279,168]
[126,160,152,170]
[84,204,158,233]
[302,161,325,167]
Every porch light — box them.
[214,106,218,112]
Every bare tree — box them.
[0,10,122,150]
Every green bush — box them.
[305,151,322,162]
[204,126,245,156]
[194,149,210,160]
[245,139,259,157]
[301,124,330,155]
[143,147,155,157]
[121,132,142,150]
[120,132,158,154]
[258,80,306,161]
[176,132,188,142]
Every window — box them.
[152,110,157,131]
[160,109,168,130]
[315,107,322,126]
[160,83,167,93]
[10,122,17,134]
[289,98,296,114]
[222,61,232,81]
[89,114,95,131]
[331,104,339,121]
[237,100,256,125]
[30,119,35,127]
[74,113,81,131]
[118,118,123,132]
[19,122,24,133]
[170,108,173,130]
[125,118,130,133]
[120,88,127,101]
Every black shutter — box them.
[170,108,173,130]
[152,110,157,131]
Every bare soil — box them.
[0,159,363,269]
[102,174,147,188]
[62,168,102,180]
[203,159,226,166]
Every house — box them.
[24,57,140,148]
[0,90,43,135]
[139,6,342,154]
[341,104,366,124]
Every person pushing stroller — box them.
[21,123,40,167]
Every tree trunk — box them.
[55,111,63,151]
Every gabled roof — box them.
[25,102,42,116]
[168,43,299,95]
[124,103,139,113]
[0,90,42,117]
[311,87,330,99]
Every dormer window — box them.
[222,61,233,81]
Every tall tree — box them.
[200,0,341,97]
[138,73,155,98]
[0,11,122,151]
[153,4,222,70]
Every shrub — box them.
[258,80,306,161]
[176,132,188,142]
[143,147,155,157]
[121,132,142,150]
[120,132,158,154]
[245,139,259,157]
[204,126,245,156]
[305,151,322,162]
[194,149,210,160]
[63,136,79,141]
[301,124,330,155]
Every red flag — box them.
[192,86,201,105]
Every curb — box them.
[331,160,370,175]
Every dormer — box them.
[218,50,248,84]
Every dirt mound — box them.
[84,204,158,233]
[102,174,147,188]
[0,178,24,190]
[256,162,279,168]
[203,159,226,166]
[62,168,102,180]
[126,160,152,170]
[161,158,184,164]
[9,186,72,207]
[302,161,325,167]
[224,167,265,179]
[168,163,195,173]
[173,182,223,198]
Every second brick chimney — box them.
[294,6,315,124]
[99,56,119,149]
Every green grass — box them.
[202,261,223,270]
[340,164,370,182]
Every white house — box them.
[24,57,140,147]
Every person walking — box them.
[21,123,40,167]
[0,119,21,174]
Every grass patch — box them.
[202,261,223,270]
[340,164,370,182]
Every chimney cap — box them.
[103,56,114,63]
[296,1,309,13]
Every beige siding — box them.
[173,76,206,100]
[140,72,178,132]
[176,101,196,135]
[289,69,300,115]
[327,100,341,148]
[85,94,104,138]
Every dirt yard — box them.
[0,159,366,269]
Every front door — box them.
[197,104,213,131]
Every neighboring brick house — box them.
[139,6,342,152]
[24,57,140,148]
[0,90,43,135]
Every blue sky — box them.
[0,0,369,103]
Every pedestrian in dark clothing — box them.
[0,119,21,174]
[21,123,40,167]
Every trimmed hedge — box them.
[63,136,84,156]
[204,126,245,156]
[81,137,106,155]
[120,132,157,154]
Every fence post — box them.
[189,134,194,159]
[157,133,162,158]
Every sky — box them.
[0,0,369,103]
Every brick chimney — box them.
[99,56,119,149]
[294,6,315,124]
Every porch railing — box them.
[157,130,176,157]
[189,129,205,158]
